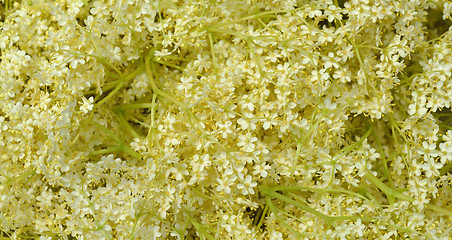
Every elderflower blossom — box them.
[1,0,452,239]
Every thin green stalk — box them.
[206,10,290,29]
[153,59,185,72]
[89,146,122,156]
[144,50,188,110]
[292,109,319,174]
[364,170,452,217]
[147,94,158,145]
[113,110,141,139]
[94,67,144,108]
[266,185,368,201]
[84,80,121,95]
[113,103,155,111]
[118,143,142,160]
[77,176,113,240]
[265,197,304,238]
[1,167,36,187]
[260,186,338,227]
[185,213,215,240]
[439,161,452,175]
[208,32,218,75]
[371,129,392,185]
[87,120,141,159]
[161,55,192,62]
[94,77,125,107]
[332,127,373,161]
[253,205,269,229]
[88,120,122,144]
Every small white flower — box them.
[237,132,257,152]
[237,118,249,130]
[79,96,94,114]
[237,175,257,195]
[353,219,366,237]
[253,163,271,177]
[217,120,233,138]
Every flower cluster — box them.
[1,0,451,239]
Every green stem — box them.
[266,185,368,200]
[332,127,373,161]
[113,110,140,139]
[113,103,155,111]
[88,120,122,144]
[364,170,413,202]
[89,146,122,156]
[426,203,452,217]
[260,186,338,227]
[2,167,36,187]
[265,197,304,238]
[208,32,218,75]
[125,65,145,81]
[118,143,142,159]
[144,50,188,110]
[439,161,452,175]
[253,205,268,228]
[147,94,158,144]
[161,55,192,62]
[94,77,125,107]
[84,80,120,95]
[87,120,141,159]
[371,129,392,185]
[206,10,289,29]
[292,109,319,174]
[94,66,144,108]
[153,59,185,72]
[346,37,371,81]
[185,213,215,240]
[364,170,452,217]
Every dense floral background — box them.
[0,0,451,239]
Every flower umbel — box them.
[1,0,452,239]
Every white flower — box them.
[310,69,330,83]
[353,219,366,237]
[237,132,258,152]
[412,192,430,210]
[262,112,278,130]
[79,96,94,114]
[253,163,271,178]
[237,175,257,195]
[323,98,337,110]
[269,230,283,240]
[216,177,232,194]
[444,2,452,19]
[237,118,249,130]
[176,76,194,93]
[216,120,233,138]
